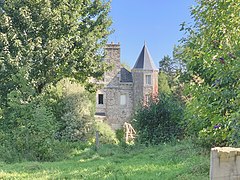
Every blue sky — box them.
[108,0,196,68]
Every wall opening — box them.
[145,74,152,85]
[120,94,127,105]
[98,94,104,104]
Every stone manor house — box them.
[95,43,159,129]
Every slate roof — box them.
[120,67,133,82]
[133,44,158,70]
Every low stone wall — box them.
[210,147,240,180]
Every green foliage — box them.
[159,55,172,73]
[0,140,210,179]
[159,51,186,101]
[133,94,184,144]
[0,0,112,106]
[0,0,113,162]
[95,121,119,144]
[45,79,96,142]
[115,128,125,142]
[0,69,59,162]
[158,71,171,95]
[179,0,240,147]
[0,74,97,162]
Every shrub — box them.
[95,121,118,144]
[132,93,184,144]
[0,95,59,162]
[44,79,96,142]
[115,128,125,142]
[183,84,240,148]
[0,73,98,162]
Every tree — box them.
[158,71,171,95]
[0,0,112,162]
[179,0,240,147]
[172,45,186,73]
[159,55,172,73]
[159,52,186,100]
[0,0,112,106]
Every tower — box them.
[132,44,159,107]
[95,43,121,123]
[95,42,158,130]
[104,42,121,85]
[95,43,134,129]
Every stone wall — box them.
[132,69,159,108]
[95,89,106,114]
[105,83,133,130]
[104,43,121,85]
[132,69,144,108]
[210,147,240,180]
[95,43,134,129]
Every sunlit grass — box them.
[0,140,209,179]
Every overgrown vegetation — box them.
[0,69,58,162]
[133,29,185,146]
[133,94,184,144]
[95,121,119,144]
[178,0,240,147]
[134,0,239,149]
[0,2,238,178]
[0,78,96,162]
[0,141,209,180]
[0,0,112,162]
[50,79,96,142]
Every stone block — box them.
[210,147,240,180]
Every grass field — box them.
[0,140,209,180]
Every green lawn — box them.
[0,140,209,180]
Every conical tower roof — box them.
[133,44,158,70]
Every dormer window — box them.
[145,75,152,85]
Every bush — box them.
[44,79,96,142]
[132,93,184,145]
[95,121,118,144]
[0,96,59,162]
[0,68,62,162]
[115,128,125,142]
[0,74,97,162]
[184,85,240,148]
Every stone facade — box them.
[95,43,158,129]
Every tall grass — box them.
[0,140,209,179]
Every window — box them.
[98,94,103,104]
[120,94,127,105]
[145,75,152,85]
